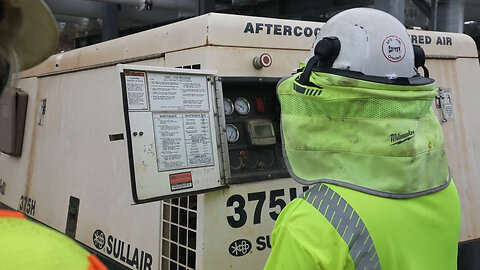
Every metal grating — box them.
[162,195,198,270]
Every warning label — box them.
[439,88,454,120]
[169,172,193,191]
[147,73,209,112]
[152,113,214,171]
[125,71,148,111]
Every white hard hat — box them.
[311,8,416,78]
[0,0,58,71]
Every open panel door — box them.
[118,65,229,203]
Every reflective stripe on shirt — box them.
[302,183,381,270]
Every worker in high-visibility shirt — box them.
[0,210,107,269]
[265,8,460,270]
[0,1,107,269]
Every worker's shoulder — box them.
[275,195,340,232]
[0,213,96,269]
[1,214,90,253]
[273,194,353,257]
[325,180,460,212]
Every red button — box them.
[254,97,265,113]
[260,53,272,67]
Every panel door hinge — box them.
[214,76,231,184]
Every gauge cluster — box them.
[223,97,252,117]
[221,77,289,184]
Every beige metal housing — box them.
[1,13,479,269]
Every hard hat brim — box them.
[3,0,58,71]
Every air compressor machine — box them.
[1,13,479,270]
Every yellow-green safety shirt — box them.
[265,181,460,269]
[0,209,107,270]
[267,65,461,269]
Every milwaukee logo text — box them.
[390,130,415,145]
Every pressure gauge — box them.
[226,124,240,143]
[234,97,250,115]
[229,152,242,170]
[223,98,234,116]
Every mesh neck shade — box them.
[278,71,449,198]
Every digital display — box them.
[253,124,273,137]
[247,119,276,146]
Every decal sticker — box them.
[382,35,406,62]
[93,229,106,249]
[226,186,309,228]
[436,88,454,121]
[0,178,5,195]
[169,171,193,191]
[153,113,214,172]
[93,229,153,270]
[19,195,36,216]
[256,235,272,251]
[226,235,273,257]
[147,73,209,112]
[229,239,252,257]
[125,71,148,111]
[243,22,321,37]
[410,34,453,46]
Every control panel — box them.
[221,77,289,184]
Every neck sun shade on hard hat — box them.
[278,71,450,198]
[280,7,447,198]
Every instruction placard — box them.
[147,73,209,112]
[153,113,214,171]
[124,71,148,110]
[120,65,224,202]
